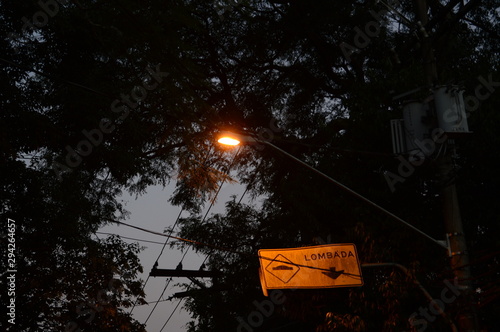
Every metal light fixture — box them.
[215,129,448,250]
[216,131,257,147]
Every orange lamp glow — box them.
[217,136,241,146]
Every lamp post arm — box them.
[260,140,447,250]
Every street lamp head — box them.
[216,131,257,147]
[218,136,240,146]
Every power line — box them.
[158,285,191,332]
[1,53,250,327]
[156,147,242,330]
[138,146,225,327]
[95,232,166,245]
[159,182,253,328]
[128,208,184,315]
[133,147,215,319]
[109,171,364,331]
[107,219,362,276]
[173,146,242,266]
[144,278,173,324]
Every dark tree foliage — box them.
[171,1,500,331]
[0,0,498,331]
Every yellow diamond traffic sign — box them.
[265,254,301,284]
[258,243,363,293]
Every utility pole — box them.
[414,0,478,330]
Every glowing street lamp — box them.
[216,130,449,250]
[217,131,257,146]
[217,136,240,146]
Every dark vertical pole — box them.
[414,0,478,330]
[438,151,478,331]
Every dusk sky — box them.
[3,1,497,331]
[100,178,248,331]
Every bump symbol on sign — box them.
[265,254,300,283]
[322,267,344,280]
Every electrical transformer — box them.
[434,86,471,135]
